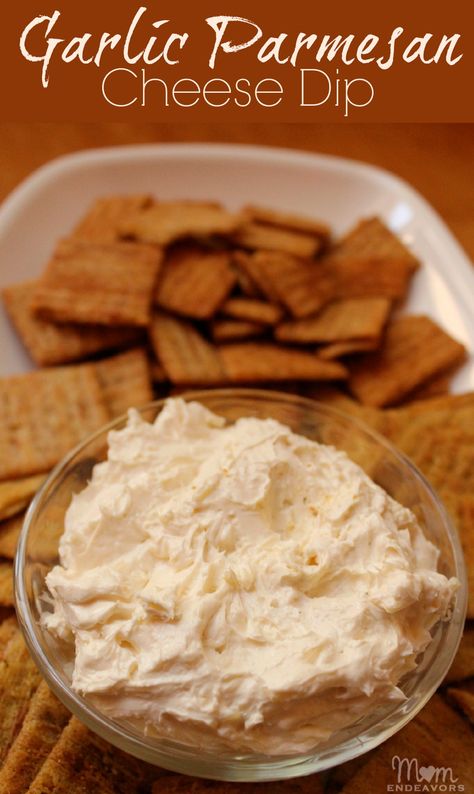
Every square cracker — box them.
[236,251,334,318]
[32,239,162,327]
[233,221,322,258]
[348,315,466,407]
[324,217,419,301]
[120,201,238,246]
[94,349,153,417]
[219,343,347,382]
[2,281,141,366]
[149,312,227,385]
[0,473,46,522]
[0,681,70,794]
[0,364,109,480]
[72,194,152,242]
[276,298,391,343]
[155,246,236,319]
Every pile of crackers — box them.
[0,196,472,791]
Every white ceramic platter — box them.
[0,142,473,386]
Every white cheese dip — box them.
[45,398,457,755]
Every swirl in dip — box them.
[45,398,457,755]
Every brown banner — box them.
[2,0,473,121]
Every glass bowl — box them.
[14,389,467,782]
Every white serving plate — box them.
[0,143,473,387]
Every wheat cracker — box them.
[149,312,226,385]
[121,201,237,246]
[155,246,236,319]
[276,298,391,343]
[0,364,109,480]
[32,239,162,327]
[72,194,152,242]
[348,315,466,407]
[94,348,153,417]
[219,343,347,382]
[0,681,70,794]
[2,280,141,366]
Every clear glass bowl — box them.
[14,389,467,782]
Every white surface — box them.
[0,143,473,386]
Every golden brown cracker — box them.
[121,200,237,246]
[27,717,157,793]
[336,217,420,269]
[211,319,266,342]
[0,562,14,606]
[348,315,466,407]
[237,250,334,318]
[0,364,110,480]
[221,297,283,325]
[94,348,153,417]
[234,221,323,258]
[445,627,474,684]
[2,280,141,366]
[325,217,419,302]
[155,246,236,319]
[149,312,227,385]
[0,681,70,794]
[0,626,42,763]
[0,473,46,522]
[219,343,348,382]
[276,298,391,344]
[32,238,162,327]
[340,695,473,792]
[242,204,330,243]
[0,513,24,559]
[72,194,153,242]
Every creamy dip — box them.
[45,398,457,754]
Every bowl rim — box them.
[14,388,468,781]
